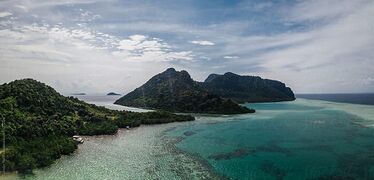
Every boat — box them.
[73,135,84,144]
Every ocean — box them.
[297,93,374,105]
[166,100,374,179]
[9,95,374,180]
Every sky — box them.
[0,0,374,94]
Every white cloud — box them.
[0,21,193,64]
[244,0,374,93]
[73,8,101,22]
[118,35,164,51]
[0,29,173,93]
[129,34,146,42]
[1,0,373,93]
[115,34,192,62]
[223,56,239,59]
[286,0,370,22]
[0,8,194,93]
[260,1,374,69]
[360,77,374,86]
[0,11,12,18]
[190,40,215,46]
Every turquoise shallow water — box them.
[4,98,374,179]
[166,99,374,180]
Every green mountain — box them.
[114,68,255,114]
[203,72,295,103]
[0,79,194,173]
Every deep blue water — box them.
[297,93,374,105]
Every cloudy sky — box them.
[1,0,373,94]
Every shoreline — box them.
[6,121,221,179]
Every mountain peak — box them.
[224,72,238,76]
[166,67,175,71]
[164,67,176,73]
[154,68,193,85]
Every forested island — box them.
[115,68,255,114]
[202,72,295,103]
[115,68,295,113]
[0,79,194,173]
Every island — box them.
[71,93,86,95]
[115,68,295,113]
[202,72,295,103]
[114,68,255,114]
[0,79,194,173]
[107,92,121,96]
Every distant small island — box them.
[71,93,86,95]
[107,92,121,96]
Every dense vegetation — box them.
[0,79,194,173]
[202,72,295,103]
[115,68,255,114]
